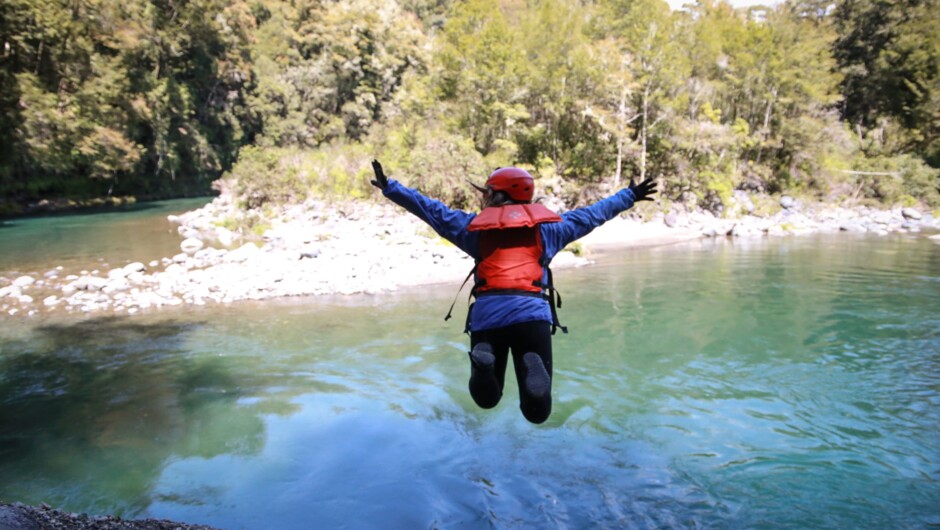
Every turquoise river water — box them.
[0,204,938,529]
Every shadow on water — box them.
[0,316,268,517]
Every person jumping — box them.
[370,161,656,424]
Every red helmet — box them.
[485,167,534,202]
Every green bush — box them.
[855,153,940,207]
[370,120,487,209]
[222,143,375,209]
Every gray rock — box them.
[123,262,146,274]
[780,195,796,209]
[72,276,109,291]
[181,237,204,254]
[300,246,321,259]
[226,243,261,263]
[901,207,922,220]
[102,278,131,294]
[839,223,867,233]
[217,227,236,247]
[164,263,186,275]
[12,275,35,288]
[664,213,678,228]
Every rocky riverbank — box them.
[0,501,220,530]
[1,194,938,319]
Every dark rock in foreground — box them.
[0,502,221,530]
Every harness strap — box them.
[444,264,477,323]
[535,264,568,335]
[445,262,569,335]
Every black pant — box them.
[469,320,553,424]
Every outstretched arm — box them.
[370,160,478,256]
[541,176,658,255]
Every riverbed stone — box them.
[124,262,146,274]
[103,278,131,293]
[216,227,236,247]
[13,275,35,288]
[300,246,321,259]
[164,263,187,276]
[181,237,204,254]
[780,195,796,209]
[71,275,109,291]
[225,243,261,263]
[901,207,922,220]
[839,222,867,233]
[664,213,678,228]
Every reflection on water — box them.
[1,234,938,529]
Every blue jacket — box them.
[383,179,637,332]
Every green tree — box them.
[247,0,428,147]
[434,0,529,158]
[833,0,940,165]
[594,0,689,183]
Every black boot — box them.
[469,342,495,372]
[523,352,550,399]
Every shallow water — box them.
[1,234,938,529]
[0,198,210,274]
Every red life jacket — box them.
[444,203,568,334]
[467,204,561,294]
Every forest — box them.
[0,0,937,216]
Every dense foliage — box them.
[1,0,937,215]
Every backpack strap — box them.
[444,263,477,324]
[534,262,568,335]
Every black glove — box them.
[628,176,657,202]
[370,159,388,190]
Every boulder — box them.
[181,237,204,254]
[300,246,321,259]
[123,262,146,274]
[664,213,678,228]
[217,227,236,247]
[839,222,867,233]
[12,275,35,288]
[71,276,109,291]
[780,195,796,209]
[225,243,261,263]
[901,207,922,221]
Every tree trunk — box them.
[640,83,650,181]
[615,88,627,188]
[756,86,776,165]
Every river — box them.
[1,203,938,529]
